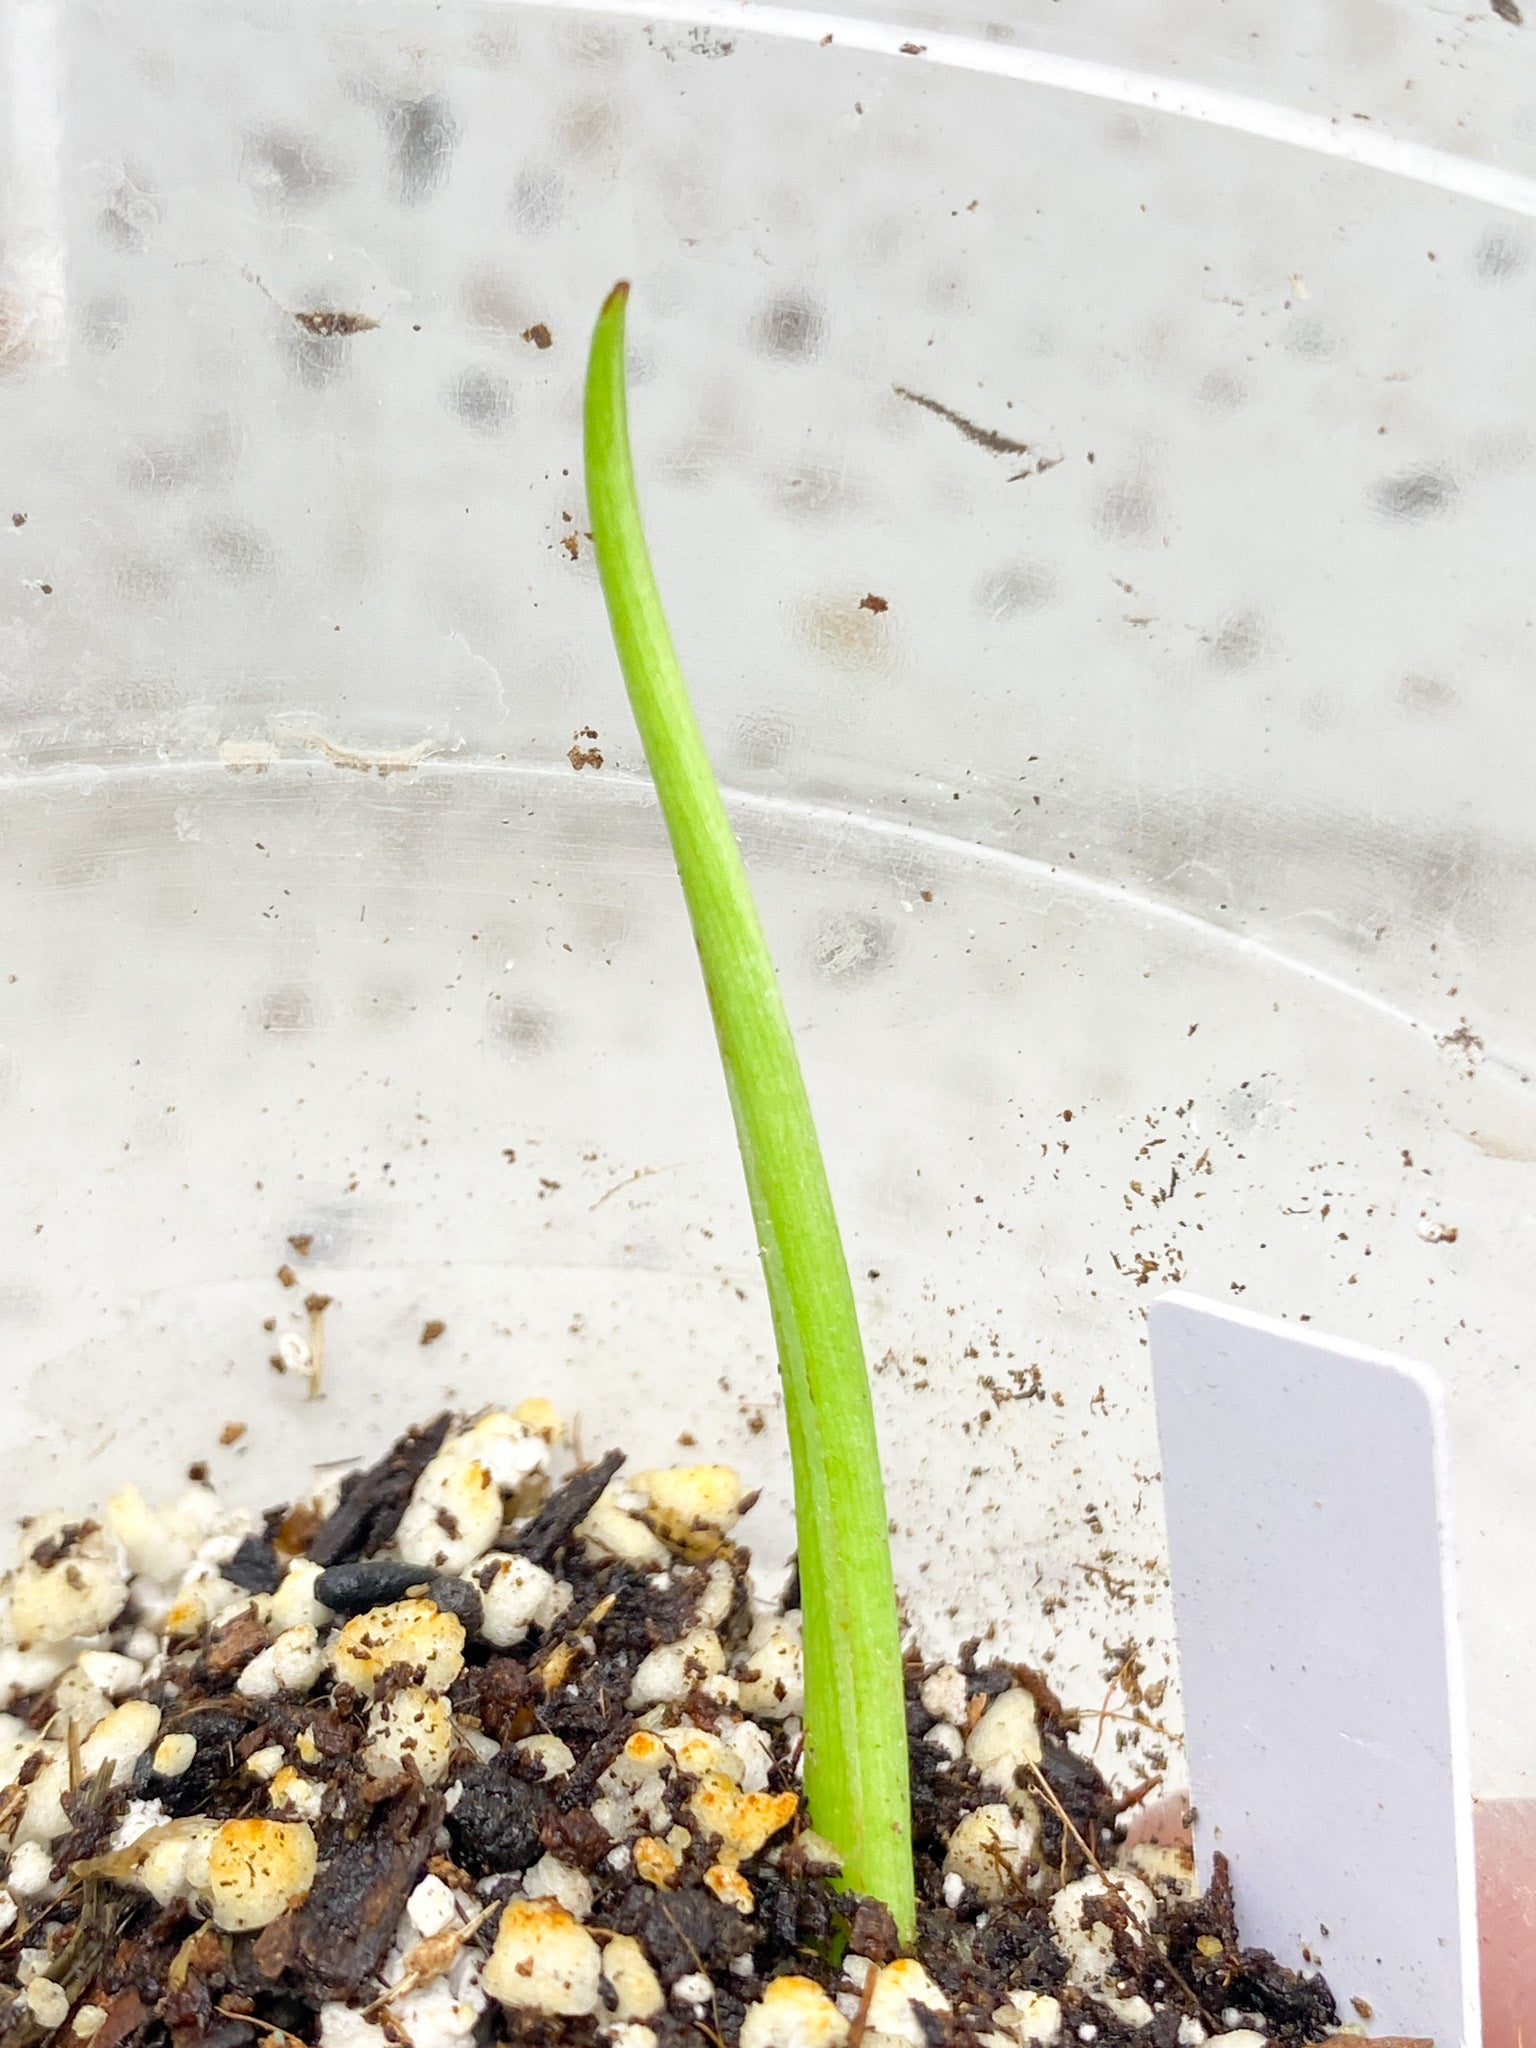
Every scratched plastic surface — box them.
[2,4,1534,2035]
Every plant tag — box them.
[1149,1293,1479,2048]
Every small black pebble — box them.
[427,1574,483,1634]
[316,1559,434,1612]
[447,1753,548,1875]
[224,1536,285,1594]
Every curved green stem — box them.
[583,282,914,1938]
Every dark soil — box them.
[0,1415,1342,2048]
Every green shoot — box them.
[583,282,915,1939]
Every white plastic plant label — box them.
[1150,1293,1478,2048]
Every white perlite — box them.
[239,1625,326,1700]
[734,1615,804,1720]
[601,1936,664,2021]
[943,1801,1040,1902]
[26,1979,70,2029]
[845,1960,950,2048]
[468,1553,558,1649]
[482,1898,601,2016]
[965,1689,1042,1808]
[522,1853,594,1921]
[206,1818,318,1931]
[362,1686,455,1787]
[11,1514,128,1647]
[1049,1872,1158,2029]
[739,1976,849,2048]
[991,1992,1063,2046]
[152,1733,197,1778]
[919,1665,969,1728]
[398,1414,549,1576]
[627,1627,725,1709]
[406,1875,459,1939]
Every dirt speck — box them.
[292,309,379,337]
[288,1234,313,1256]
[10,512,25,527]
[219,1421,247,1447]
[1492,0,1522,23]
[521,323,553,349]
[859,592,889,614]
[277,1264,298,1288]
[894,384,1031,456]
[420,1319,448,1346]
[899,40,928,53]
[1009,456,1065,482]
[568,726,603,770]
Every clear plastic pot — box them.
[3,0,1533,2035]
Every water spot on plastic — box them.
[1205,609,1267,675]
[731,713,801,775]
[448,366,513,435]
[1475,232,1527,280]
[285,325,350,390]
[95,165,161,253]
[510,165,566,234]
[384,95,459,205]
[1196,370,1247,412]
[80,296,129,354]
[257,987,324,1036]
[562,18,625,65]
[487,1001,556,1056]
[560,96,621,159]
[1396,672,1460,718]
[1284,320,1337,361]
[1093,474,1161,544]
[119,419,237,496]
[657,437,725,490]
[1371,469,1457,522]
[471,22,521,70]
[114,679,180,716]
[798,596,892,671]
[774,461,861,521]
[810,913,895,982]
[1468,427,1531,480]
[203,523,274,580]
[112,554,175,603]
[240,131,341,215]
[355,984,416,1030]
[975,562,1058,620]
[462,268,529,336]
[756,293,827,363]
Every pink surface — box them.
[1475,1800,1536,2048]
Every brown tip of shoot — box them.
[602,280,631,314]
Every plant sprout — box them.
[584,282,915,1939]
